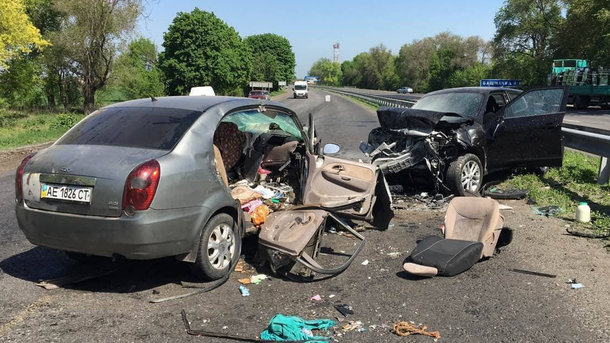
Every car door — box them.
[487,87,567,170]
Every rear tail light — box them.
[122,160,160,213]
[15,153,35,203]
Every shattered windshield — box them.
[222,109,302,139]
[412,92,484,119]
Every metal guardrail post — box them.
[599,157,609,184]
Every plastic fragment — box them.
[239,285,250,296]
[361,259,369,266]
[250,274,267,284]
[310,294,322,301]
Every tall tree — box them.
[112,37,164,99]
[0,0,49,70]
[555,0,610,67]
[244,33,295,85]
[493,0,563,86]
[52,0,142,113]
[159,9,252,96]
[308,58,342,86]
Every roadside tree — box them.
[308,58,342,86]
[493,0,563,87]
[160,9,252,96]
[51,0,142,113]
[244,34,295,86]
[112,37,164,99]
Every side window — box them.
[504,89,564,119]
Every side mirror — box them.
[323,143,341,154]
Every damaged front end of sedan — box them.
[361,107,487,195]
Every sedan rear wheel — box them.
[192,213,240,280]
[446,153,483,196]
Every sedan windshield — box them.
[412,92,484,119]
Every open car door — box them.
[487,87,568,170]
[302,153,381,219]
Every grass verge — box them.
[498,150,610,234]
[0,110,84,150]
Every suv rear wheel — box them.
[191,213,241,280]
[446,153,483,196]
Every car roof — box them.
[425,87,522,96]
[104,95,278,112]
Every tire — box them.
[446,153,483,196]
[191,213,241,280]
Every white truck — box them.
[293,81,309,99]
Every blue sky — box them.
[137,1,506,78]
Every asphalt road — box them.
[0,88,609,342]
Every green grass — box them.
[0,110,84,149]
[270,89,287,97]
[499,150,610,234]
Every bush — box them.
[50,113,81,129]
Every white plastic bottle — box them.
[576,202,591,223]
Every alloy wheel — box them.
[461,160,481,192]
[207,224,235,270]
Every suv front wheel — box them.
[446,153,483,196]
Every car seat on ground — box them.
[403,197,505,277]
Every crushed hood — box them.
[377,107,446,131]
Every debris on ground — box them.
[511,268,557,278]
[482,185,528,200]
[35,264,120,290]
[342,320,365,332]
[260,314,335,341]
[387,252,402,258]
[310,294,322,301]
[393,321,441,339]
[250,274,268,284]
[566,226,610,238]
[532,205,562,217]
[498,204,514,211]
[334,304,354,317]
[361,259,369,266]
[568,278,584,289]
[391,189,452,210]
[239,285,250,296]
[234,258,254,273]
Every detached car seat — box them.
[403,197,505,277]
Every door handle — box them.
[341,176,351,181]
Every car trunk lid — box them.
[22,144,168,217]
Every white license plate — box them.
[41,183,92,203]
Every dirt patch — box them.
[0,142,52,174]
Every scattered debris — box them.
[511,268,557,278]
[328,294,336,298]
[250,274,268,284]
[234,258,254,273]
[310,294,322,301]
[260,314,335,341]
[237,278,251,285]
[568,278,584,289]
[532,205,562,217]
[361,259,369,266]
[35,264,120,290]
[393,321,441,339]
[498,204,513,211]
[239,285,250,296]
[333,304,354,317]
[387,252,402,258]
[566,226,610,238]
[342,321,365,332]
[482,185,528,200]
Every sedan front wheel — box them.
[446,153,483,196]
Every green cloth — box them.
[260,314,335,341]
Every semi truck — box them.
[549,59,610,109]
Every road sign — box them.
[249,81,273,88]
[480,79,521,87]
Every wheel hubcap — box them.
[207,224,234,270]
[461,160,481,192]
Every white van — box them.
[293,81,308,99]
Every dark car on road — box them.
[15,96,391,280]
[361,87,568,195]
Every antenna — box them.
[333,42,340,63]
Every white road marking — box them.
[563,119,581,123]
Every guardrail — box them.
[318,86,416,108]
[318,86,610,184]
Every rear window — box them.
[56,107,201,150]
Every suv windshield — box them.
[56,107,201,150]
[412,92,484,119]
